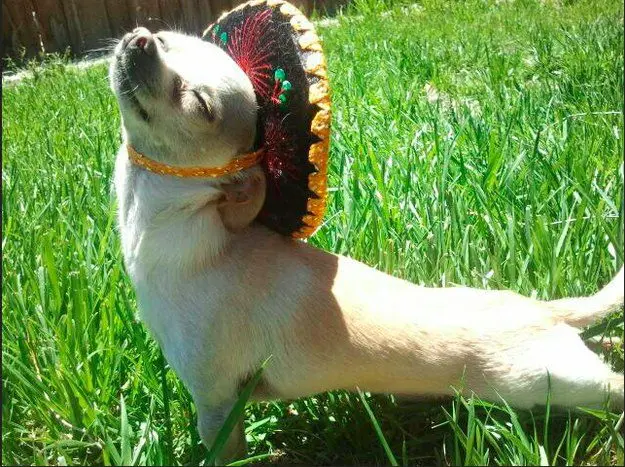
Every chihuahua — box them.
[110,27,624,462]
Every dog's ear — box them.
[218,171,266,231]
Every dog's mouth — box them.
[115,62,151,122]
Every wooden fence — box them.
[2,0,344,60]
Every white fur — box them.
[110,29,624,463]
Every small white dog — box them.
[110,27,624,462]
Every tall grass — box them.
[2,0,623,464]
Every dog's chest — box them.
[114,152,228,277]
[133,262,256,386]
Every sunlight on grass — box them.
[2,0,623,464]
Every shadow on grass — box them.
[242,392,621,465]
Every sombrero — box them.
[202,0,331,239]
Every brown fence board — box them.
[196,0,213,34]
[127,0,162,30]
[32,0,70,53]
[60,0,84,53]
[209,0,230,20]
[105,0,134,40]
[3,0,42,57]
[80,0,113,52]
[158,0,184,31]
[179,0,200,33]
[2,3,15,58]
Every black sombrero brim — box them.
[202,0,330,239]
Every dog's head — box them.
[110,28,265,233]
[109,27,258,168]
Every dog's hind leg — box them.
[485,324,623,411]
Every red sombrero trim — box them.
[203,0,330,239]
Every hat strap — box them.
[127,145,264,178]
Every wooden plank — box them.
[32,0,71,54]
[209,0,230,20]
[73,0,112,54]
[196,0,213,33]
[2,3,14,57]
[158,0,184,32]
[3,0,41,57]
[127,0,163,31]
[60,0,84,54]
[179,0,200,33]
[104,0,133,39]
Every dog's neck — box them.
[115,145,264,283]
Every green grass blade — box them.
[357,388,399,466]
[205,356,273,466]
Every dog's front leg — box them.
[196,398,247,465]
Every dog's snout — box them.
[128,27,156,56]
[113,26,162,100]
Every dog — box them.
[109,27,624,463]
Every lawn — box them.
[2,0,624,465]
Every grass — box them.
[2,0,624,464]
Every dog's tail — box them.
[549,267,624,328]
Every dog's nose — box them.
[129,27,156,55]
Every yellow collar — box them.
[127,145,264,178]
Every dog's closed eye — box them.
[191,89,214,121]
[155,35,167,50]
